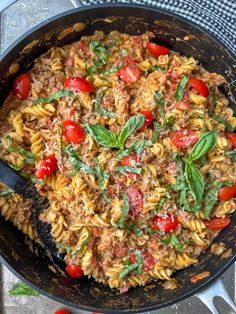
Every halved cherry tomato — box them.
[226,133,236,148]
[139,110,154,131]
[218,183,236,200]
[65,264,84,279]
[13,73,30,100]
[205,217,231,229]
[147,42,170,57]
[54,309,71,314]
[187,78,209,97]
[117,56,140,84]
[129,251,155,272]
[62,120,85,144]
[126,186,143,216]
[35,154,57,179]
[65,77,93,92]
[120,153,140,180]
[171,129,199,148]
[151,214,179,233]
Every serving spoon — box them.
[0,159,64,261]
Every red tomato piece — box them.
[62,120,85,144]
[126,186,143,216]
[129,251,155,272]
[151,214,179,233]
[205,217,231,229]
[147,42,170,57]
[35,154,57,179]
[226,133,236,149]
[218,183,236,200]
[171,129,199,148]
[54,309,71,314]
[116,56,136,67]
[187,78,209,97]
[13,73,30,100]
[118,65,140,84]
[65,264,84,279]
[120,153,140,180]
[139,110,154,131]
[65,77,93,92]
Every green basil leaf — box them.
[6,135,35,159]
[9,282,39,296]
[213,114,235,132]
[64,144,79,158]
[74,226,92,256]
[167,116,175,131]
[174,76,189,101]
[185,162,204,210]
[188,130,218,162]
[117,114,145,149]
[0,188,14,198]
[103,49,126,75]
[209,85,217,113]
[119,262,139,279]
[94,89,116,117]
[143,65,164,77]
[93,158,110,203]
[161,237,171,245]
[87,61,100,76]
[152,121,161,143]
[116,166,144,175]
[89,41,101,51]
[85,124,118,148]
[154,91,166,125]
[106,39,116,49]
[204,181,232,219]
[117,139,152,160]
[56,242,73,254]
[33,90,76,106]
[225,149,236,156]
[68,156,95,176]
[154,198,165,211]
[31,176,46,184]
[170,234,184,252]
[134,249,143,275]
[116,193,130,226]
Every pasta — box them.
[0,30,236,293]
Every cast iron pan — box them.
[0,3,236,313]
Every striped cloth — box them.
[80,0,236,55]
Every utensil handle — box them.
[70,0,83,8]
[195,278,236,314]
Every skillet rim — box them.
[0,3,236,313]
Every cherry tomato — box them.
[187,78,209,97]
[218,183,236,200]
[139,110,154,131]
[126,186,143,216]
[13,73,30,100]
[226,133,236,148]
[120,153,140,180]
[54,309,71,314]
[147,42,170,57]
[117,56,140,84]
[65,77,93,92]
[62,120,85,144]
[66,264,84,279]
[35,154,57,179]
[205,217,231,229]
[171,129,199,148]
[151,214,179,233]
[129,251,155,272]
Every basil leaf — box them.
[33,90,76,106]
[209,85,217,113]
[6,135,35,159]
[143,65,164,77]
[106,39,116,49]
[213,114,235,132]
[119,262,139,279]
[204,181,232,219]
[152,121,161,143]
[68,156,95,176]
[225,149,236,156]
[154,91,166,126]
[94,89,116,117]
[93,158,110,203]
[95,47,109,65]
[31,176,46,184]
[9,282,39,296]
[87,61,100,76]
[85,124,118,148]
[74,227,92,256]
[174,76,189,101]
[64,144,79,158]
[154,198,165,211]
[117,139,152,160]
[120,222,143,236]
[116,166,144,175]
[188,130,218,162]
[119,250,143,278]
[116,193,130,226]
[103,49,126,75]
[134,250,143,275]
[56,242,73,254]
[167,116,175,131]
[117,114,145,149]
[185,162,204,210]
[89,41,100,51]
[170,234,184,252]
[0,188,14,198]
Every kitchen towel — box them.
[80,0,236,55]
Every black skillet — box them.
[0,2,236,313]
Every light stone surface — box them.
[0,1,235,313]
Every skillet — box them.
[0,1,236,313]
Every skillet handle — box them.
[195,278,236,314]
[0,0,17,12]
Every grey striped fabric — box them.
[81,0,236,55]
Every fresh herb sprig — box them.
[154,91,166,126]
[0,188,14,198]
[161,233,184,252]
[174,76,189,101]
[119,250,143,279]
[33,90,76,106]
[103,49,126,75]
[94,89,116,117]
[9,282,39,296]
